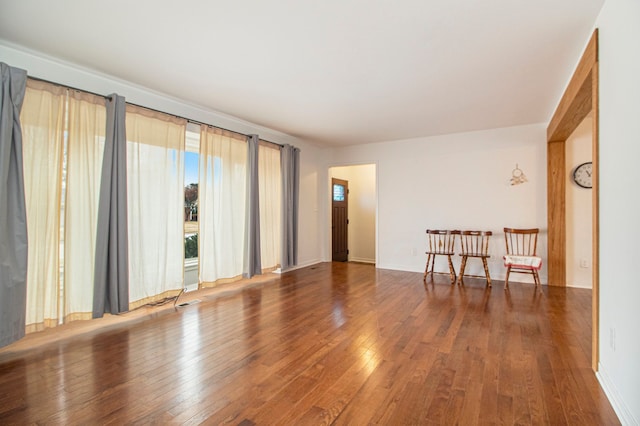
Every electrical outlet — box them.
[411,248,417,256]
[580,259,589,268]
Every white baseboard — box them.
[565,282,593,289]
[348,256,375,264]
[275,259,323,274]
[376,263,424,273]
[597,364,638,425]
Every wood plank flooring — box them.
[0,262,620,425]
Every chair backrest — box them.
[459,231,492,255]
[426,230,459,254]
[504,228,539,256]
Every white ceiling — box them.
[0,0,603,146]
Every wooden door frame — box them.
[546,29,599,371]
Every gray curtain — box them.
[244,134,261,278]
[0,63,28,348]
[93,94,129,317]
[281,144,300,269]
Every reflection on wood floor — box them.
[0,262,619,425]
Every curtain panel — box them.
[244,134,261,278]
[64,89,106,320]
[199,125,247,287]
[21,79,66,331]
[126,105,186,308]
[93,94,126,317]
[0,63,28,348]
[258,141,281,272]
[281,144,300,270]
[21,79,107,329]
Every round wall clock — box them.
[572,162,593,188]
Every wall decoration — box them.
[510,164,528,185]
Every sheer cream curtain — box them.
[259,142,281,271]
[21,80,64,332]
[64,90,106,320]
[126,105,186,308]
[199,125,247,286]
[21,80,105,332]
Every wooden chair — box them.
[423,230,459,284]
[458,231,492,287]
[503,228,542,289]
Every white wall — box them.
[0,42,325,271]
[594,0,640,423]
[296,147,325,269]
[330,164,376,264]
[566,116,593,288]
[326,124,548,283]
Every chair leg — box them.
[447,255,456,284]
[457,256,467,285]
[431,255,436,277]
[505,266,511,290]
[423,254,432,280]
[482,257,491,288]
[533,270,540,287]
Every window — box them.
[333,183,345,201]
[184,130,200,260]
[18,77,296,323]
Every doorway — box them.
[566,115,594,289]
[329,164,376,264]
[332,178,349,262]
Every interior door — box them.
[332,178,348,262]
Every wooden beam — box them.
[547,30,598,142]
[547,140,566,286]
[550,74,593,141]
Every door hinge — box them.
[347,219,349,224]
[347,249,350,254]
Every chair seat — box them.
[503,255,542,270]
[460,252,490,258]
[426,250,455,255]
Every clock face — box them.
[573,162,592,188]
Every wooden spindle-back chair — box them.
[503,227,542,289]
[423,230,459,284]
[458,231,492,287]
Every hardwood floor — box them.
[0,262,619,425]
